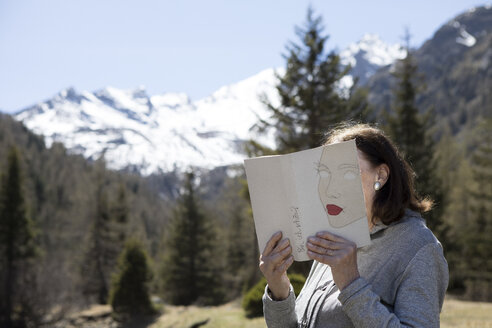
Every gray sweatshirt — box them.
[263,209,449,327]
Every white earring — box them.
[374,181,382,191]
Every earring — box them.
[374,181,382,191]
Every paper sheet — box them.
[244,140,370,261]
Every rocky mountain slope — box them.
[367,5,492,135]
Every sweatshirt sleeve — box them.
[338,243,449,328]
[262,284,298,328]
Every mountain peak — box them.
[58,86,78,98]
[338,33,405,85]
[95,85,149,101]
[150,92,191,109]
[14,36,405,175]
[341,33,406,68]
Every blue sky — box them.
[0,0,489,113]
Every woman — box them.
[260,124,449,327]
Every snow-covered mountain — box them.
[340,34,406,85]
[15,34,403,175]
[16,69,280,175]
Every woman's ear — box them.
[377,164,390,185]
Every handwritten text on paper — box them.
[291,206,306,254]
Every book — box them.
[244,139,370,261]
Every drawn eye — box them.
[318,170,330,179]
[344,171,356,180]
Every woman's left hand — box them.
[306,231,360,291]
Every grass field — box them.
[441,296,492,327]
[151,296,492,328]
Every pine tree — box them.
[224,194,257,298]
[434,127,469,291]
[161,171,224,305]
[111,183,129,243]
[249,7,371,277]
[460,119,492,300]
[81,186,113,304]
[238,177,263,291]
[386,38,443,233]
[109,239,155,319]
[0,147,36,328]
[81,160,127,304]
[254,7,370,154]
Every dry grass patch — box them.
[441,296,492,328]
[151,296,492,328]
[153,300,266,328]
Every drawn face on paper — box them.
[317,146,363,228]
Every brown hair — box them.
[324,123,432,225]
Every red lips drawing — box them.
[326,204,343,216]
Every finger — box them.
[316,231,350,244]
[307,250,335,264]
[263,231,282,256]
[275,255,294,273]
[307,236,343,250]
[270,245,292,266]
[306,241,334,255]
[272,238,290,254]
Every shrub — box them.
[242,274,306,318]
[109,239,156,320]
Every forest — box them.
[1,7,492,328]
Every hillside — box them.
[366,5,492,135]
[0,114,172,315]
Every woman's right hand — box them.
[259,231,294,300]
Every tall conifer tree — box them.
[248,7,371,276]
[111,183,129,243]
[81,185,113,303]
[460,119,492,300]
[386,39,443,233]
[161,171,223,305]
[81,160,128,304]
[254,7,370,154]
[0,147,36,328]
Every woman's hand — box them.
[259,231,294,300]
[306,231,360,291]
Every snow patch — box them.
[456,27,477,47]
[336,76,354,99]
[151,93,190,109]
[340,34,405,67]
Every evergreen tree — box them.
[0,115,170,316]
[249,7,371,277]
[109,239,155,319]
[81,160,128,304]
[111,183,129,243]
[81,185,113,304]
[434,128,469,291]
[460,119,492,300]
[224,193,257,298]
[254,7,370,154]
[161,171,224,305]
[226,209,248,277]
[0,147,36,328]
[237,177,263,291]
[386,39,443,233]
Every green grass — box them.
[150,296,492,328]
